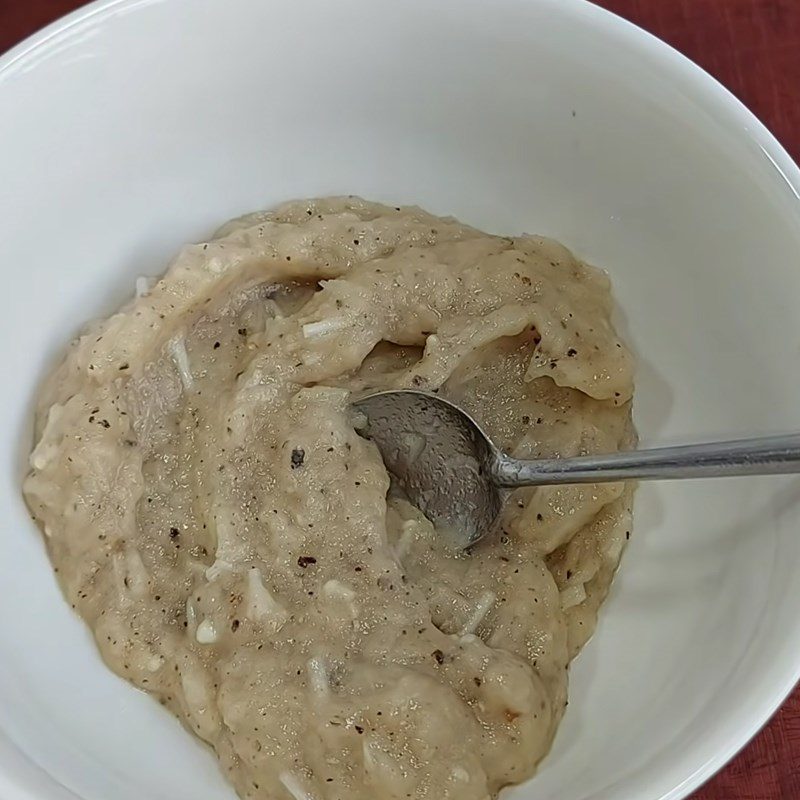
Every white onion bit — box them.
[306,656,330,695]
[322,579,356,603]
[301,317,351,339]
[460,591,496,635]
[205,558,232,581]
[168,336,194,390]
[195,618,218,644]
[246,567,288,631]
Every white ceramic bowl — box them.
[2,1,800,799]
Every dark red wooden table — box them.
[2,1,799,798]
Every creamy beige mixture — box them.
[24,197,635,800]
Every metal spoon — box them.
[354,389,800,549]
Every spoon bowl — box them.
[354,390,504,548]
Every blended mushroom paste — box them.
[24,197,636,800]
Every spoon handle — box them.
[492,434,800,487]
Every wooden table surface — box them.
[2,1,799,798]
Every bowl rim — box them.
[1,1,799,800]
